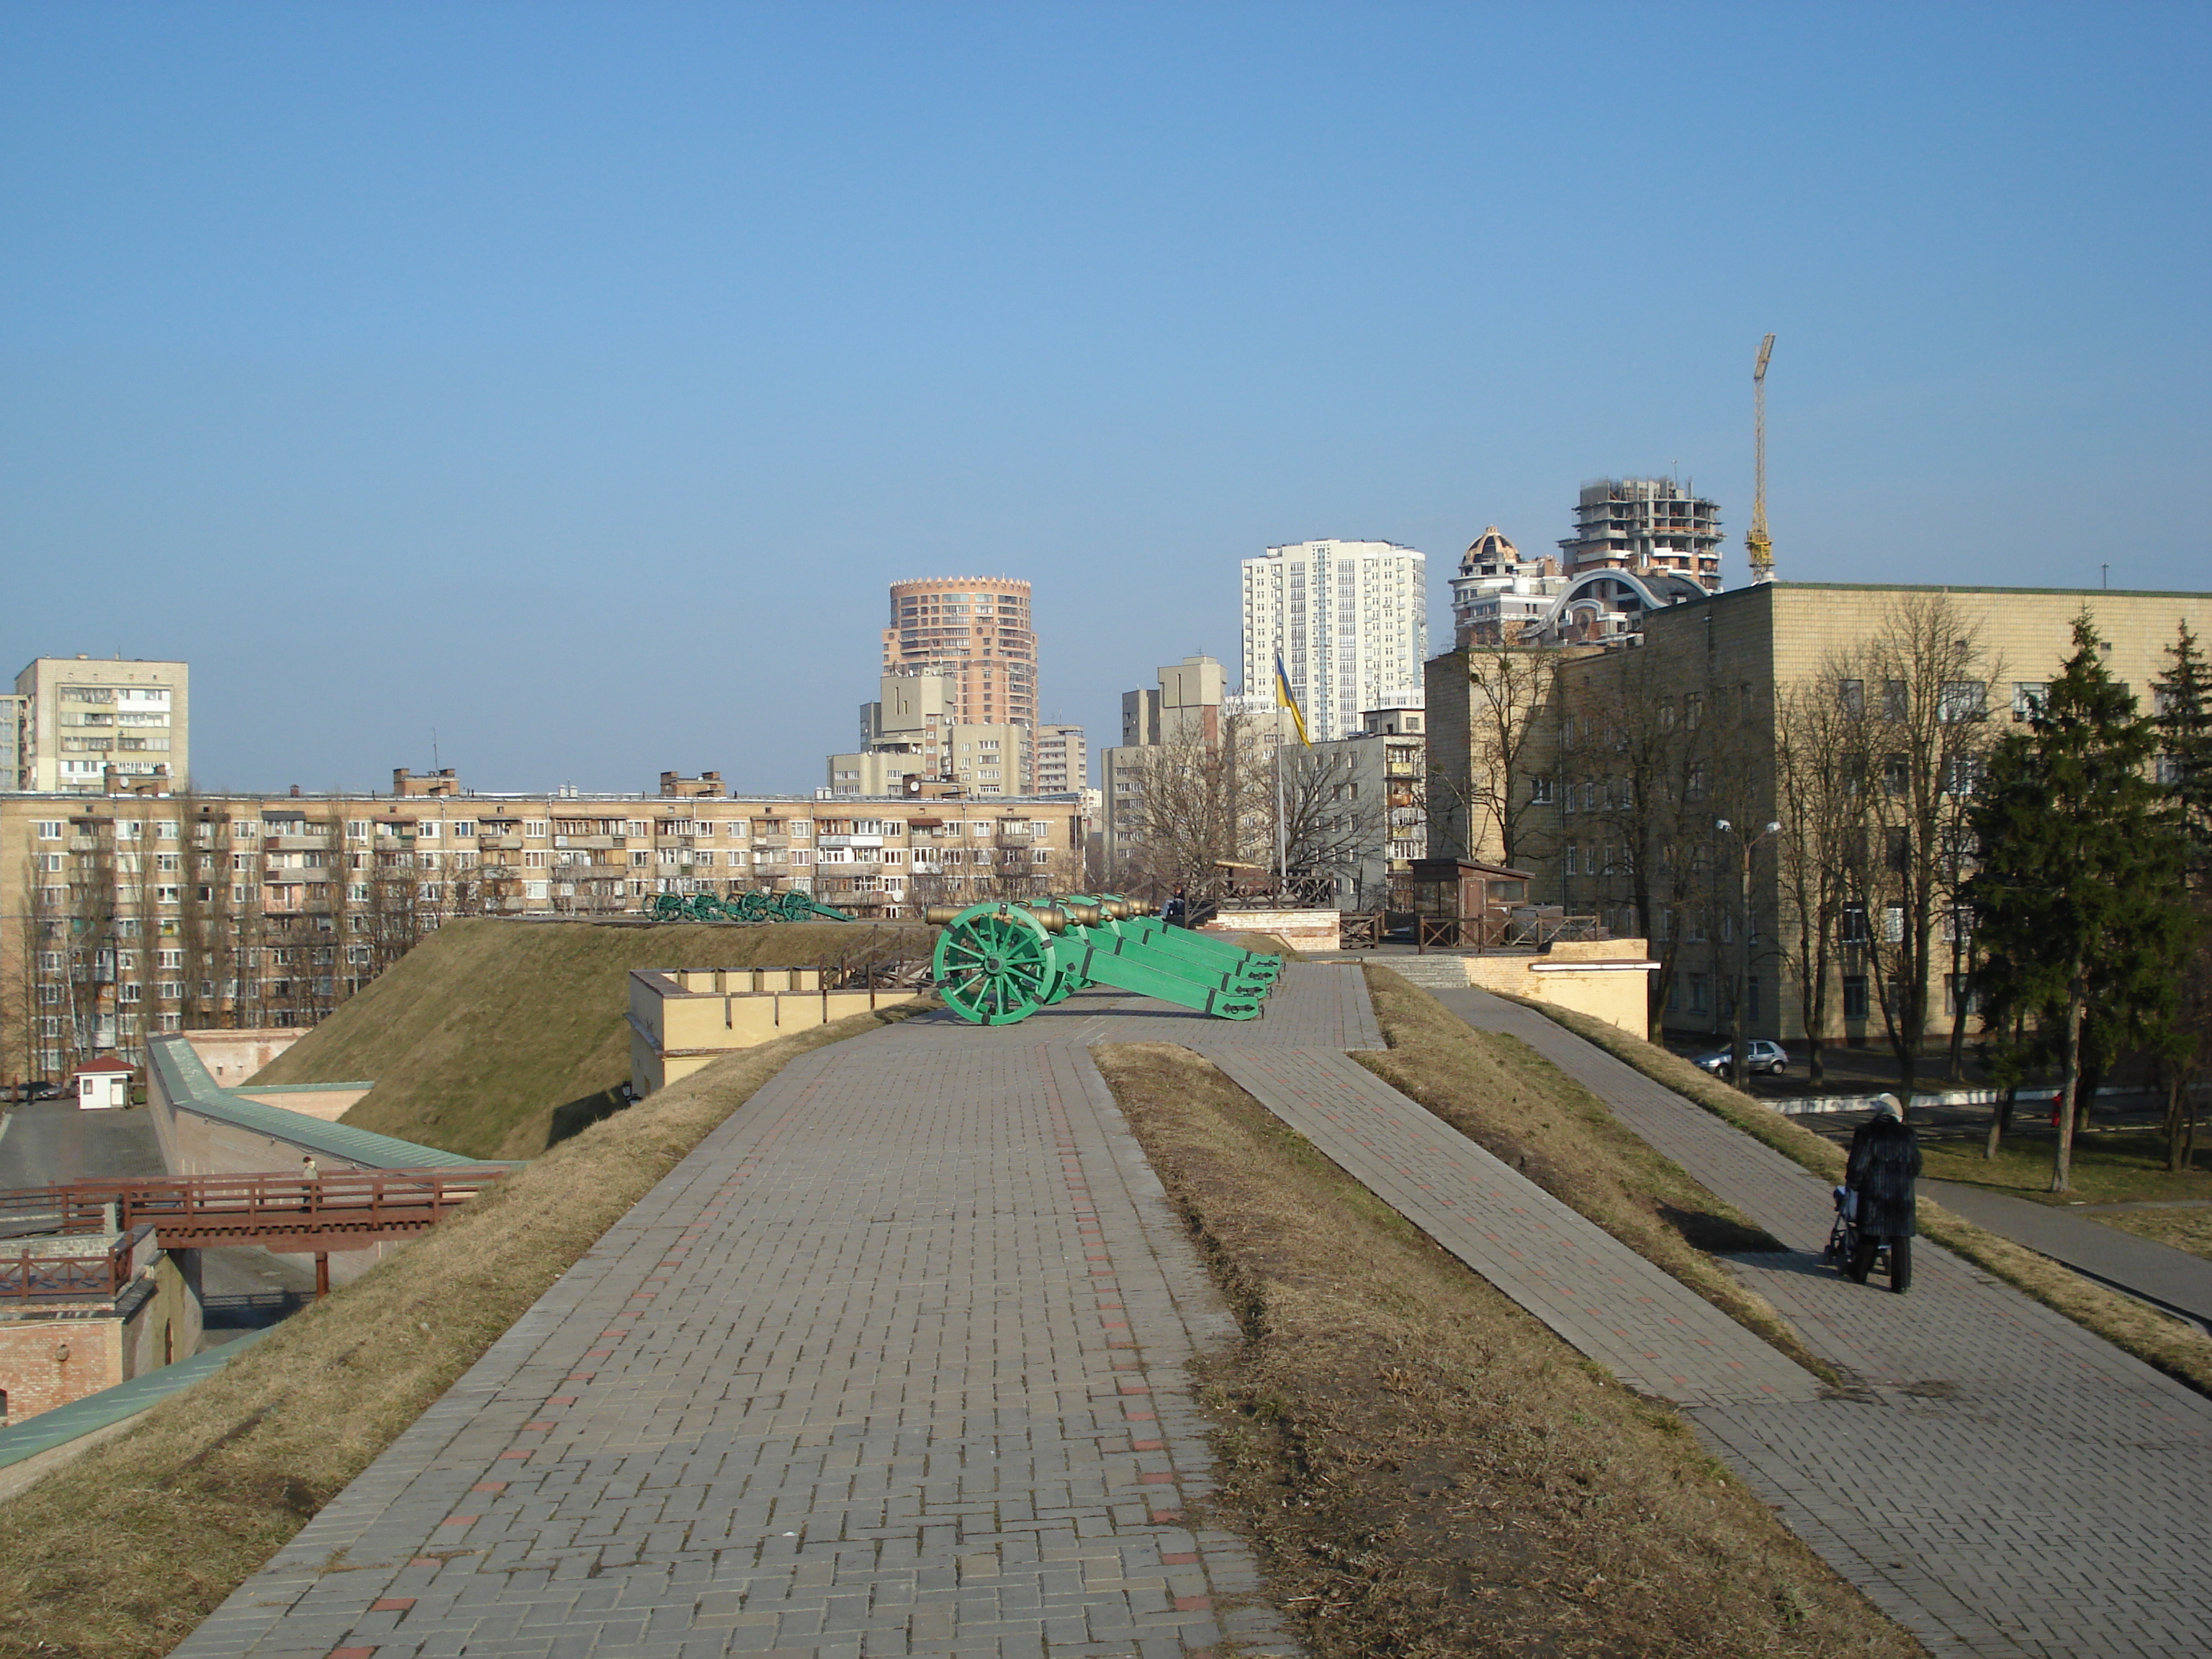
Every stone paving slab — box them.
[1429,984,2212,1659]
[173,1004,1300,1659]
[1201,1046,1821,1406]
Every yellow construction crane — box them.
[1746,333,1776,583]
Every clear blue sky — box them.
[4,2,2206,796]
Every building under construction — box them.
[1557,479,1723,593]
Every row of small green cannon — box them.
[925,894,1285,1025]
[647,890,856,924]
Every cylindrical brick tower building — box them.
[881,577,1038,783]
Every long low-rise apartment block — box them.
[0,775,1084,1084]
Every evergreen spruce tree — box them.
[2153,622,2212,1169]
[1967,615,2190,1192]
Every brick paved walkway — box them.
[1431,986,2212,1659]
[174,995,1336,1659]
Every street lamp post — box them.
[1716,817,1783,1090]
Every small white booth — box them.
[75,1057,135,1110]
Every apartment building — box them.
[1241,540,1426,743]
[1557,478,1723,593]
[1448,526,1567,647]
[13,657,189,793]
[1425,579,2212,1041]
[881,578,1038,783]
[828,670,1033,799]
[1033,724,1087,794]
[1298,706,1429,909]
[0,781,1084,1084]
[1,695,23,791]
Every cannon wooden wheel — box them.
[932,904,1064,1025]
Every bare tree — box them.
[1839,596,2002,1100]
[1774,675,1861,1085]
[1277,744,1389,907]
[1116,709,1274,904]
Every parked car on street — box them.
[1693,1040,1789,1076]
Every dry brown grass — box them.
[1355,966,1834,1381]
[2090,1207,2212,1261]
[253,916,932,1159]
[1507,994,2212,1400]
[0,1000,927,1659]
[1094,1041,1922,1659]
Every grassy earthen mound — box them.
[251,915,931,1158]
[0,1001,925,1659]
[1094,1041,1920,1659]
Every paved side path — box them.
[1921,1179,2212,1329]
[1432,986,2212,1659]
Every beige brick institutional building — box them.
[0,775,1083,1086]
[1427,580,2212,1043]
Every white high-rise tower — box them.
[1241,539,1426,743]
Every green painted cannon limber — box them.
[927,896,1285,1025]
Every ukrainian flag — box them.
[1274,653,1311,746]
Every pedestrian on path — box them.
[1845,1097,1921,1292]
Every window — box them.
[347,820,371,838]
[156,950,184,969]
[450,822,476,838]
[1032,848,1051,864]
[1946,974,1979,1017]
[2013,683,2046,722]
[155,820,179,840]
[1687,974,1709,1013]
[1565,843,1579,875]
[525,822,549,839]
[1939,681,1987,723]
[418,821,440,840]
[1529,775,1553,805]
[1843,976,1869,1020]
[1884,904,1906,943]
[34,821,62,840]
[1881,680,1907,720]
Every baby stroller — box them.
[1823,1187,1889,1278]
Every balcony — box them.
[478,835,523,851]
[552,835,624,850]
[267,833,333,851]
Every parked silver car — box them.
[1694,1039,1789,1076]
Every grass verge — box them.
[1916,1131,2212,1208]
[1503,994,2212,1399]
[0,999,927,1659]
[1354,966,1834,1382]
[1093,1041,1920,1659]
[2091,1208,2212,1261]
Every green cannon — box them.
[927,898,1285,1025]
[647,889,855,924]
[1064,894,1283,989]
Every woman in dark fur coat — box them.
[1845,1098,1923,1292]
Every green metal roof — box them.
[148,1037,484,1169]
